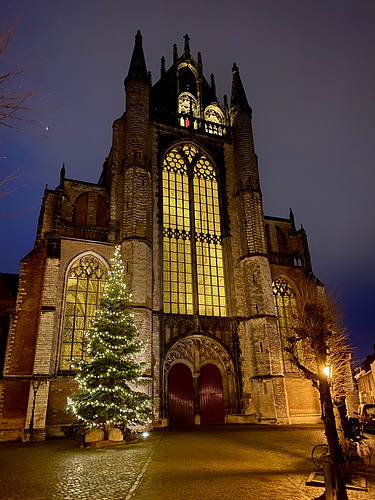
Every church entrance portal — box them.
[168,362,225,426]
[168,363,194,426]
[199,363,225,424]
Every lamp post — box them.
[27,374,48,443]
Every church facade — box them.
[0,33,321,441]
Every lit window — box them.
[60,256,106,371]
[204,106,224,135]
[272,277,301,372]
[162,145,226,317]
[178,92,198,128]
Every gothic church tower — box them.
[0,33,320,441]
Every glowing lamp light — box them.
[142,431,150,438]
[323,364,333,379]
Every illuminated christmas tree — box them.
[66,245,153,429]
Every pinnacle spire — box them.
[289,208,296,231]
[60,162,65,185]
[173,43,178,64]
[230,62,251,112]
[184,34,190,55]
[160,56,166,77]
[197,52,202,72]
[126,30,148,84]
[210,73,216,97]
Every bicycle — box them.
[311,440,371,471]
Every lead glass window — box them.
[272,277,301,372]
[162,145,226,317]
[60,256,106,371]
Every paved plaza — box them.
[0,425,374,499]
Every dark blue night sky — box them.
[1,0,374,364]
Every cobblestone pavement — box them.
[134,425,375,500]
[0,425,375,499]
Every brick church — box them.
[0,32,322,441]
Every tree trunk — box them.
[320,376,348,499]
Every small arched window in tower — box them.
[272,277,302,372]
[178,92,198,128]
[204,105,224,135]
[74,193,89,225]
[96,196,108,227]
[276,226,288,253]
[59,255,107,371]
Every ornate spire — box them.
[125,30,148,85]
[160,56,166,77]
[184,34,190,54]
[173,43,178,64]
[230,62,251,112]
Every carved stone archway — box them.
[163,336,237,423]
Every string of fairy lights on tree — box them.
[66,245,153,427]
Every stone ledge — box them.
[86,439,138,449]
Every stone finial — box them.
[173,43,178,63]
[223,94,228,110]
[184,34,190,54]
[160,56,166,77]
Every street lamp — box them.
[323,364,333,380]
[27,374,48,442]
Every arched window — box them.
[178,92,198,128]
[276,226,287,253]
[59,255,107,371]
[162,144,226,317]
[96,196,108,227]
[204,105,224,135]
[272,277,301,372]
[74,193,88,224]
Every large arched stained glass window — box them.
[162,144,226,317]
[59,255,107,371]
[272,277,301,372]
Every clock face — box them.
[179,92,197,115]
[204,107,223,124]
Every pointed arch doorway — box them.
[199,363,225,424]
[168,363,194,426]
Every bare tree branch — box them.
[0,15,45,133]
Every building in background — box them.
[356,346,375,405]
[0,33,323,441]
[0,273,19,377]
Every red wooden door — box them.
[168,363,194,426]
[199,363,225,425]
